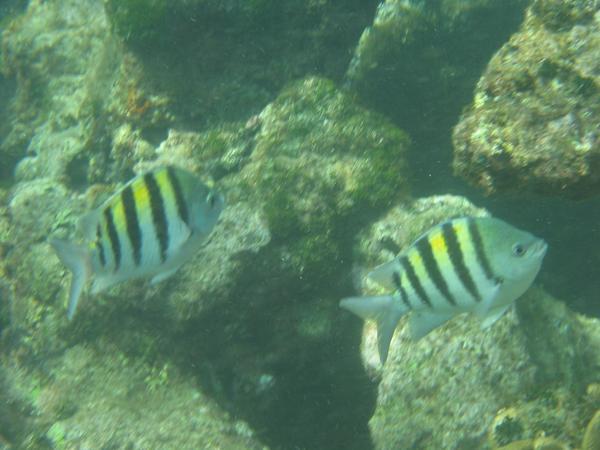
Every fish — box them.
[50,166,224,320]
[340,216,547,364]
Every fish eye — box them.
[512,243,526,257]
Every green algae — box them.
[251,77,409,287]
[104,0,168,48]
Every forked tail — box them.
[340,295,407,364]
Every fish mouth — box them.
[532,239,548,258]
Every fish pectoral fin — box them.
[479,304,511,329]
[368,259,402,291]
[340,295,408,364]
[169,221,193,252]
[90,276,118,295]
[409,311,454,340]
[150,267,180,285]
[473,279,502,319]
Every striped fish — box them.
[51,166,224,320]
[340,217,547,364]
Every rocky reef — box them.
[345,0,529,189]
[1,0,599,448]
[453,0,600,199]
[1,3,410,439]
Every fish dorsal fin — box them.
[409,311,454,340]
[78,210,101,241]
[368,258,403,291]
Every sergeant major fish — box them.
[51,166,224,320]
[340,217,547,364]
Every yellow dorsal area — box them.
[428,230,447,254]
[407,248,428,282]
[153,168,176,206]
[452,220,474,259]
[111,195,127,233]
[131,177,151,212]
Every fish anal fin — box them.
[150,266,180,285]
[409,311,454,340]
[90,276,118,295]
[480,304,511,329]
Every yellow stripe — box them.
[452,220,477,267]
[131,176,151,213]
[429,230,447,254]
[407,248,430,286]
[111,195,127,233]
[428,230,452,273]
[153,168,176,207]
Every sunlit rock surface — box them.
[453,0,600,199]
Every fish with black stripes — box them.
[340,217,547,364]
[50,166,224,320]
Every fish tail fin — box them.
[340,295,407,364]
[50,238,91,320]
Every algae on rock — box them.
[345,0,529,190]
[453,0,600,199]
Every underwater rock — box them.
[453,0,600,199]
[1,0,117,186]
[345,0,529,187]
[4,75,409,449]
[2,343,266,449]
[348,194,599,449]
[102,0,376,125]
[582,410,600,450]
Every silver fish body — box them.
[340,216,547,363]
[51,166,224,320]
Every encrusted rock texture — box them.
[453,0,600,199]
[1,0,600,449]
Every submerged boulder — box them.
[4,75,410,449]
[453,0,600,199]
[345,0,529,186]
[347,195,598,449]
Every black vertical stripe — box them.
[392,270,411,309]
[400,255,432,308]
[144,173,169,263]
[95,224,106,267]
[104,208,121,271]
[166,167,189,226]
[416,236,457,306]
[121,185,142,266]
[467,219,495,281]
[442,222,482,302]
